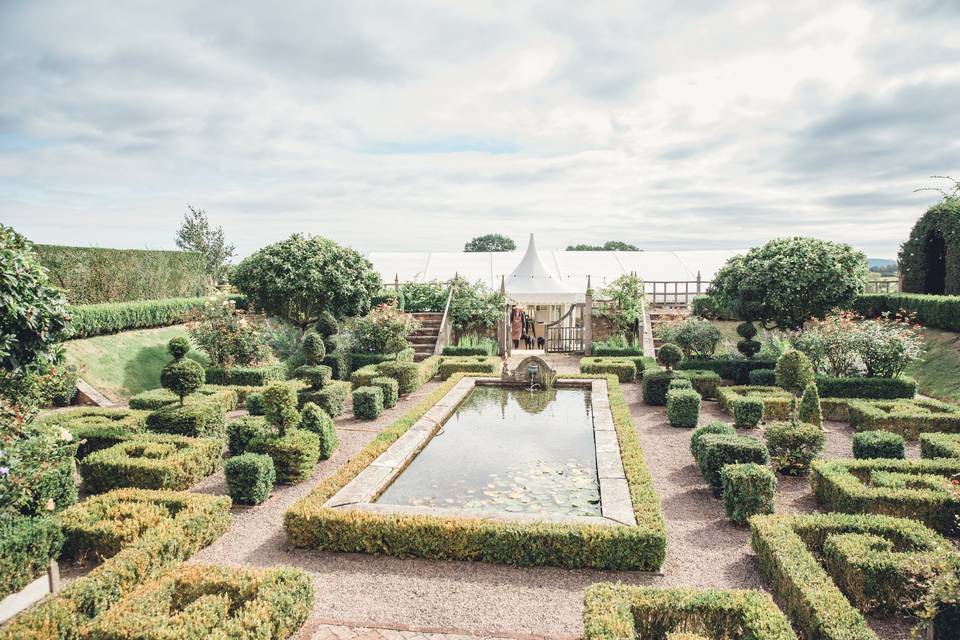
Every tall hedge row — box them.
[64,294,245,339]
[853,293,960,332]
[35,244,206,304]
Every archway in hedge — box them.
[899,198,960,295]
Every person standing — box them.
[511,305,523,348]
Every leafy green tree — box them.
[0,225,71,424]
[709,237,868,329]
[231,234,380,332]
[464,234,516,252]
[160,359,205,405]
[597,274,645,342]
[566,241,640,251]
[175,205,236,285]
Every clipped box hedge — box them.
[57,488,230,562]
[579,357,636,382]
[353,386,385,420]
[79,434,224,493]
[695,434,770,496]
[146,397,227,438]
[370,376,399,408]
[0,515,63,601]
[299,379,351,417]
[592,345,642,357]
[128,385,238,411]
[718,386,793,422]
[690,421,735,461]
[582,583,796,640]
[437,355,498,381]
[225,453,276,505]
[920,433,960,459]
[852,430,905,459]
[349,348,414,372]
[38,407,149,459]
[86,563,313,640]
[284,374,668,570]
[815,375,917,399]
[721,463,776,525]
[810,457,960,535]
[226,416,271,456]
[204,362,286,386]
[751,513,956,640]
[853,292,960,332]
[64,297,207,339]
[247,428,320,484]
[666,388,700,428]
[679,369,721,399]
[847,398,960,440]
[679,358,777,384]
[442,345,493,356]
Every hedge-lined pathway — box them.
[185,374,914,640]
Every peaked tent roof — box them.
[504,234,580,304]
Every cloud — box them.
[0,0,957,261]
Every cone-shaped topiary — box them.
[160,359,205,404]
[302,332,326,365]
[775,350,815,396]
[798,382,822,428]
[167,336,191,361]
[262,382,301,436]
[300,402,338,459]
[657,343,683,371]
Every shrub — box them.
[668,378,693,391]
[167,336,191,360]
[38,407,148,459]
[299,380,351,417]
[677,369,721,399]
[657,343,683,370]
[322,349,351,381]
[798,382,822,428]
[444,333,498,356]
[301,331,326,364]
[748,368,776,385]
[853,292,960,332]
[750,513,955,640]
[690,421,735,460]
[349,348,414,372]
[0,422,78,517]
[764,421,824,475]
[224,453,276,505]
[248,429,320,484]
[352,304,420,355]
[48,363,80,407]
[847,398,960,440]
[188,293,272,368]
[814,375,917,399]
[666,388,700,428]
[811,457,960,534]
[579,357,636,382]
[775,350,815,396]
[709,237,867,329]
[920,433,960,460]
[204,362,286,386]
[653,317,722,359]
[582,583,796,640]
[85,563,313,640]
[736,321,761,359]
[146,399,226,438]
[64,296,217,339]
[370,376,399,409]
[79,435,223,493]
[592,336,641,357]
[353,386,385,420]
[437,355,499,381]
[721,463,776,525]
[0,515,63,600]
[718,386,793,421]
[399,280,446,311]
[378,360,423,394]
[0,489,230,640]
[159,359,206,405]
[852,431,905,459]
[678,358,777,384]
[448,277,509,333]
[300,402,338,459]
[245,391,265,415]
[696,434,769,496]
[293,364,332,390]
[262,381,301,435]
[284,374,668,571]
[732,396,764,428]
[129,386,237,411]
[226,416,270,456]
[642,370,676,405]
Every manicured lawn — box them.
[64,325,208,401]
[907,327,960,404]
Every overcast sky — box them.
[2,1,958,259]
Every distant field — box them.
[64,324,208,401]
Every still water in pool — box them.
[376,385,601,516]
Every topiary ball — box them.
[657,343,683,370]
[301,332,326,365]
[737,339,761,359]
[167,336,191,360]
[160,359,204,403]
[736,321,758,340]
[316,310,339,338]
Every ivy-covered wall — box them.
[899,198,960,295]
[35,244,207,304]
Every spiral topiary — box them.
[301,332,326,365]
[736,321,761,359]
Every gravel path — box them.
[185,378,919,639]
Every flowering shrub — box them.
[654,317,721,359]
[351,305,420,354]
[188,292,271,368]
[792,312,923,378]
[449,278,505,331]
[0,422,77,516]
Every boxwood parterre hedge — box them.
[284,373,667,570]
[718,386,793,422]
[0,515,63,601]
[847,398,960,440]
[37,407,149,459]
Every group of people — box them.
[510,305,543,349]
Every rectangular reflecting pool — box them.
[377,386,601,517]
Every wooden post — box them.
[584,275,593,356]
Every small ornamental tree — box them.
[160,360,205,405]
[775,350,816,424]
[798,382,823,428]
[301,333,326,365]
[736,322,761,359]
[231,234,380,331]
[709,237,868,329]
[657,343,683,371]
[464,234,516,252]
[262,382,300,436]
[167,336,191,361]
